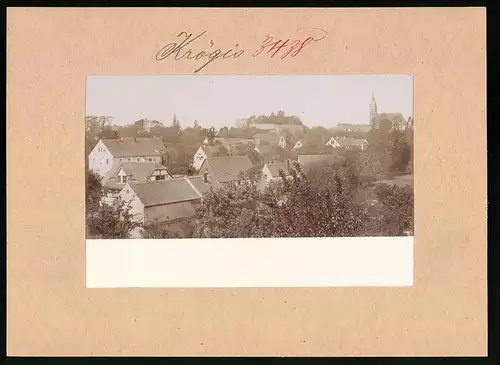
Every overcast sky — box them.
[86,75,413,129]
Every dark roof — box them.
[372,113,407,128]
[128,178,202,207]
[102,137,166,157]
[199,155,253,183]
[186,175,221,196]
[102,162,171,190]
[265,162,290,177]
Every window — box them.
[119,158,123,162]
[137,158,140,162]
[121,176,128,183]
[156,175,166,181]
[128,158,131,162]
[106,159,109,164]
[148,158,153,162]
[92,158,95,164]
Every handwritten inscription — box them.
[156,31,244,73]
[253,28,328,59]
[155,28,328,73]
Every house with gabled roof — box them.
[253,144,278,163]
[185,174,221,197]
[100,162,172,203]
[118,173,222,238]
[198,155,253,184]
[325,136,368,150]
[119,178,203,237]
[257,161,293,191]
[88,137,167,177]
[253,132,287,148]
[193,144,228,171]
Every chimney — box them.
[203,171,209,184]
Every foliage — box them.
[197,162,369,238]
[372,182,414,236]
[204,126,217,146]
[240,111,304,127]
[86,170,104,214]
[142,218,174,238]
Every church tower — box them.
[369,93,378,126]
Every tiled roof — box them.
[186,175,221,196]
[335,137,367,147]
[275,124,305,133]
[297,154,335,166]
[200,155,253,183]
[253,133,280,143]
[255,145,276,155]
[265,162,290,178]
[224,137,255,145]
[102,137,166,157]
[102,162,171,190]
[128,178,202,207]
[201,145,226,157]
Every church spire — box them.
[369,92,378,126]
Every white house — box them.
[193,145,228,171]
[100,162,173,205]
[277,136,287,149]
[257,161,293,191]
[325,136,368,151]
[325,137,342,148]
[293,140,303,150]
[118,177,204,238]
[88,137,167,178]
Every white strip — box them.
[86,237,414,288]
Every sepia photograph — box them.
[85,75,414,240]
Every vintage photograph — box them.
[85,75,414,239]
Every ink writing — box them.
[155,28,328,73]
[155,31,244,73]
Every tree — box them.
[86,170,103,216]
[193,120,201,129]
[86,175,142,239]
[372,182,414,236]
[248,149,263,165]
[205,126,217,146]
[197,162,369,238]
[142,218,174,238]
[390,131,411,173]
[99,128,119,139]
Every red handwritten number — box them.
[253,29,327,59]
[268,39,290,58]
[290,37,314,57]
